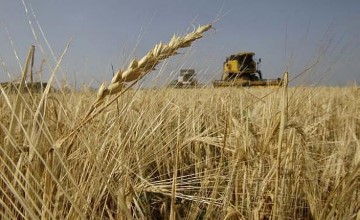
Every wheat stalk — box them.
[56,24,212,148]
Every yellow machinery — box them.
[213,52,282,87]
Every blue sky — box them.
[0,0,359,87]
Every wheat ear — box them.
[94,24,212,107]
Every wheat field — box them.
[0,21,359,220]
[1,84,359,219]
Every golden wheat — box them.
[1,85,359,219]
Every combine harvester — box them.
[213,52,282,87]
[169,69,201,88]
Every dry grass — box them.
[1,83,359,219]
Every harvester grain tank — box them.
[213,52,282,87]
